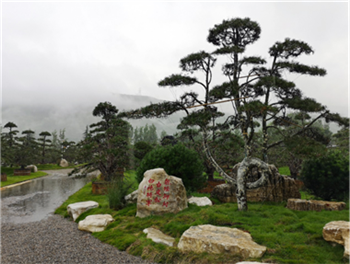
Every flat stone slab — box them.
[178,224,266,259]
[188,196,212,206]
[323,221,350,259]
[287,199,346,212]
[143,227,175,247]
[78,214,114,233]
[67,201,99,221]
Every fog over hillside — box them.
[2,93,186,142]
[2,91,342,143]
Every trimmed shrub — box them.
[300,150,349,201]
[136,144,205,192]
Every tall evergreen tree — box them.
[16,129,38,168]
[1,122,19,166]
[38,131,52,164]
[120,17,348,211]
[71,102,131,181]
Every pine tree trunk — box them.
[202,131,270,211]
[236,163,248,210]
[236,157,270,211]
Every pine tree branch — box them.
[267,111,328,150]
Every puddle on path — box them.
[1,171,96,224]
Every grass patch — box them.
[278,166,291,176]
[55,181,349,264]
[1,167,48,187]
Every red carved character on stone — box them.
[146,199,152,206]
[163,193,170,200]
[156,181,162,188]
[154,197,161,203]
[156,189,161,196]
[164,178,170,185]
[147,185,153,191]
[162,201,168,207]
[164,186,170,192]
[147,192,152,198]
[148,179,155,184]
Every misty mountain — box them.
[2,91,342,143]
[2,93,185,142]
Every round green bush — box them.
[136,144,206,192]
[300,150,349,201]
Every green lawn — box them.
[1,167,48,187]
[55,180,349,264]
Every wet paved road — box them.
[1,169,97,224]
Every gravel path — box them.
[1,214,155,264]
[1,169,156,264]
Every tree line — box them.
[0,119,167,169]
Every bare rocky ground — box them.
[1,169,156,264]
[1,214,155,264]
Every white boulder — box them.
[25,165,38,173]
[188,196,212,206]
[136,168,187,218]
[60,159,69,167]
[323,221,350,259]
[125,190,138,204]
[67,201,99,221]
[178,224,266,259]
[143,227,175,247]
[78,214,114,232]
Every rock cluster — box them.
[287,199,346,212]
[211,164,300,203]
[136,168,187,218]
[178,224,266,259]
[323,221,350,259]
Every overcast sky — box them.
[1,1,348,141]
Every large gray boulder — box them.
[136,168,187,218]
[211,164,300,203]
[178,225,266,259]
